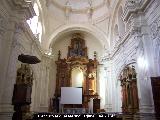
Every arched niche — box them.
[71,67,84,87]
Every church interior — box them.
[0,0,160,119]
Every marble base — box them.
[0,112,13,120]
[0,104,14,120]
[139,105,155,113]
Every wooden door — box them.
[151,77,160,113]
[93,98,100,113]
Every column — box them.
[0,21,22,120]
[136,24,154,113]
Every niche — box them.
[71,67,84,87]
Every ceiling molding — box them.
[50,0,107,14]
[122,0,151,21]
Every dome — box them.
[47,0,110,23]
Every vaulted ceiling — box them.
[36,0,112,52]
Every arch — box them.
[118,6,125,36]
[46,24,109,51]
[108,0,122,47]
[117,60,136,80]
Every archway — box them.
[44,23,109,51]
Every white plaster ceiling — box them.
[48,0,110,23]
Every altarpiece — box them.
[54,33,99,109]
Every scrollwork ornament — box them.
[0,15,6,36]
[153,37,160,60]
[15,22,25,33]
[150,22,158,39]
[0,15,6,28]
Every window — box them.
[27,3,42,42]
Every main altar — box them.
[53,33,100,112]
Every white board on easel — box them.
[60,87,82,104]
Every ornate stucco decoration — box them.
[0,15,6,36]
[7,0,36,20]
[16,63,33,85]
[122,0,151,21]
[50,0,106,13]
[110,0,150,59]
[150,18,160,68]
[151,22,158,39]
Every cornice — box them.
[122,0,151,22]
[110,24,142,60]
[49,0,110,23]
[109,0,151,60]
[17,21,45,57]
[7,0,36,20]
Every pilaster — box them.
[39,55,52,112]
[135,14,155,113]
[0,0,36,119]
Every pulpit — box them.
[12,54,40,120]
